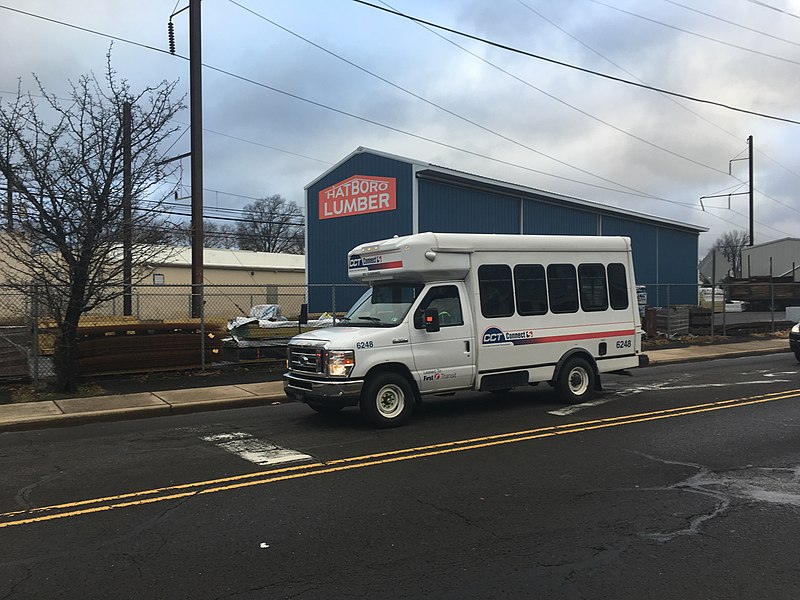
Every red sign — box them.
[319,175,397,220]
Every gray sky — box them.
[2,0,799,256]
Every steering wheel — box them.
[439,310,453,325]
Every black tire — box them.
[555,357,595,404]
[307,402,343,415]
[360,372,415,428]
[794,350,800,364]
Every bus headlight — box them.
[792,323,800,334]
[327,350,355,378]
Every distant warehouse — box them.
[304,147,706,311]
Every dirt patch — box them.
[643,328,790,350]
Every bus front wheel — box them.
[360,372,415,428]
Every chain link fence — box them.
[1,279,797,384]
[0,283,368,383]
[638,282,799,339]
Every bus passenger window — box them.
[479,264,514,318]
[579,264,609,312]
[607,263,629,310]
[547,264,578,314]
[514,264,548,315]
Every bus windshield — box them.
[338,283,424,327]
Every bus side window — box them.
[479,264,514,318]
[607,263,629,310]
[514,264,548,315]
[578,263,609,312]
[547,264,578,314]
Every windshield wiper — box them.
[358,316,382,323]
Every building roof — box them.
[145,246,305,272]
[741,237,800,252]
[307,147,707,234]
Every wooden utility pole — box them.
[123,101,133,316]
[190,0,204,318]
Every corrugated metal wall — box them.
[742,239,800,278]
[523,198,597,235]
[305,151,701,312]
[305,153,413,311]
[601,216,698,305]
[657,228,700,304]
[418,179,519,233]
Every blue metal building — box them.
[305,147,706,311]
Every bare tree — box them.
[235,195,304,254]
[172,219,239,249]
[0,58,184,392]
[714,229,749,278]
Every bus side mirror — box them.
[424,308,440,333]
[299,303,308,325]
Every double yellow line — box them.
[3,387,800,529]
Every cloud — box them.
[2,0,800,256]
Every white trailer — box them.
[284,232,647,427]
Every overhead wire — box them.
[514,0,800,220]
[742,0,800,22]
[351,0,800,125]
[227,0,664,197]
[0,3,679,204]
[659,0,800,49]
[1,1,797,235]
[586,0,800,67]
[515,0,800,189]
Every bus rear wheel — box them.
[556,357,595,404]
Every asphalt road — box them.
[2,353,800,599]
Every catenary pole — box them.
[748,135,754,246]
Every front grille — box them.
[288,345,325,374]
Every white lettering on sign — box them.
[319,175,397,220]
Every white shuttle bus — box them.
[284,232,647,427]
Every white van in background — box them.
[284,232,647,427]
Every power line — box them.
[228,0,671,198]
[0,3,668,203]
[742,0,800,21]
[659,0,800,49]
[367,0,732,180]
[352,0,800,126]
[5,0,798,129]
[2,0,795,236]
[515,0,800,189]
[587,0,800,67]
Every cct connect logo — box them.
[482,327,507,344]
[482,327,536,345]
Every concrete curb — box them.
[0,342,794,433]
[0,390,289,433]
[646,344,790,366]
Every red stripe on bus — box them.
[533,329,635,344]
[367,260,404,270]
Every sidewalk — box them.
[0,338,791,432]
